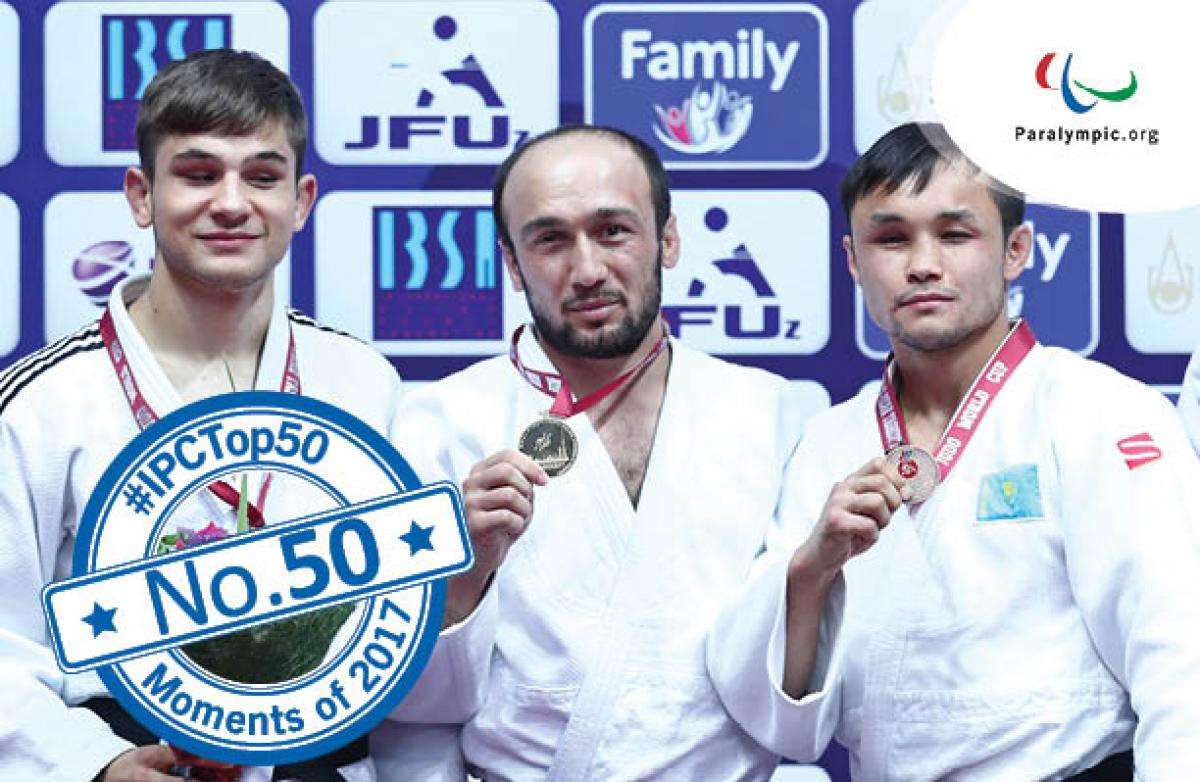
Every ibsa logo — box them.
[101,15,230,151]
[372,206,502,341]
[45,3,289,166]
[315,192,525,356]
[586,4,828,170]
[856,204,1098,358]
[663,190,829,355]
[1035,52,1137,114]
[314,3,558,165]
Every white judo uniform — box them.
[709,341,1200,780]
[375,328,808,781]
[1175,344,1200,456]
[0,275,401,782]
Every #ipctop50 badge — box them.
[40,392,471,767]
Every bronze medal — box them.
[885,445,939,504]
[518,415,578,477]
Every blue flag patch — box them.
[976,463,1044,521]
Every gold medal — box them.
[885,445,939,504]
[518,415,578,477]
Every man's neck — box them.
[891,316,1013,441]
[127,264,274,395]
[538,322,667,400]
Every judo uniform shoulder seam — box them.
[0,324,104,417]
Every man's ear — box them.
[124,167,153,229]
[660,214,681,270]
[843,234,861,284]
[1003,221,1033,283]
[292,174,318,231]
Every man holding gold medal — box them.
[376,126,809,779]
[708,123,1200,779]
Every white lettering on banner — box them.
[620,28,800,92]
[1022,221,1071,283]
[955,389,990,431]
[1036,232,1070,282]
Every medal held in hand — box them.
[508,322,670,478]
[875,320,1037,505]
[519,415,579,477]
[884,445,939,504]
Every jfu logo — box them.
[102,15,230,151]
[857,205,1098,357]
[373,206,502,341]
[346,15,527,153]
[663,192,829,355]
[586,5,828,169]
[665,206,799,342]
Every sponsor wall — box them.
[0,0,1194,774]
[2,0,1193,403]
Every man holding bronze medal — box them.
[375,126,809,779]
[707,123,1200,779]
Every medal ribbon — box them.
[508,322,670,418]
[875,320,1036,481]
[99,308,301,528]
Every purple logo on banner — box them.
[72,240,142,307]
[585,5,828,168]
[102,15,230,151]
[858,205,1097,356]
[373,206,502,340]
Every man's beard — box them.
[527,253,663,360]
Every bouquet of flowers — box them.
[155,475,354,684]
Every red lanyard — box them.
[508,323,670,418]
[876,320,1036,481]
[99,308,300,528]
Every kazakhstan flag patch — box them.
[976,463,1044,521]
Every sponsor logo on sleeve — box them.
[1116,432,1162,470]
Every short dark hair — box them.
[840,122,1025,240]
[492,124,671,249]
[136,49,307,181]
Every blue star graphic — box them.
[399,521,435,555]
[82,602,117,638]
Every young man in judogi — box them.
[709,122,1200,779]
[0,50,399,781]
[374,126,811,780]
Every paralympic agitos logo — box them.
[1035,52,1137,114]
